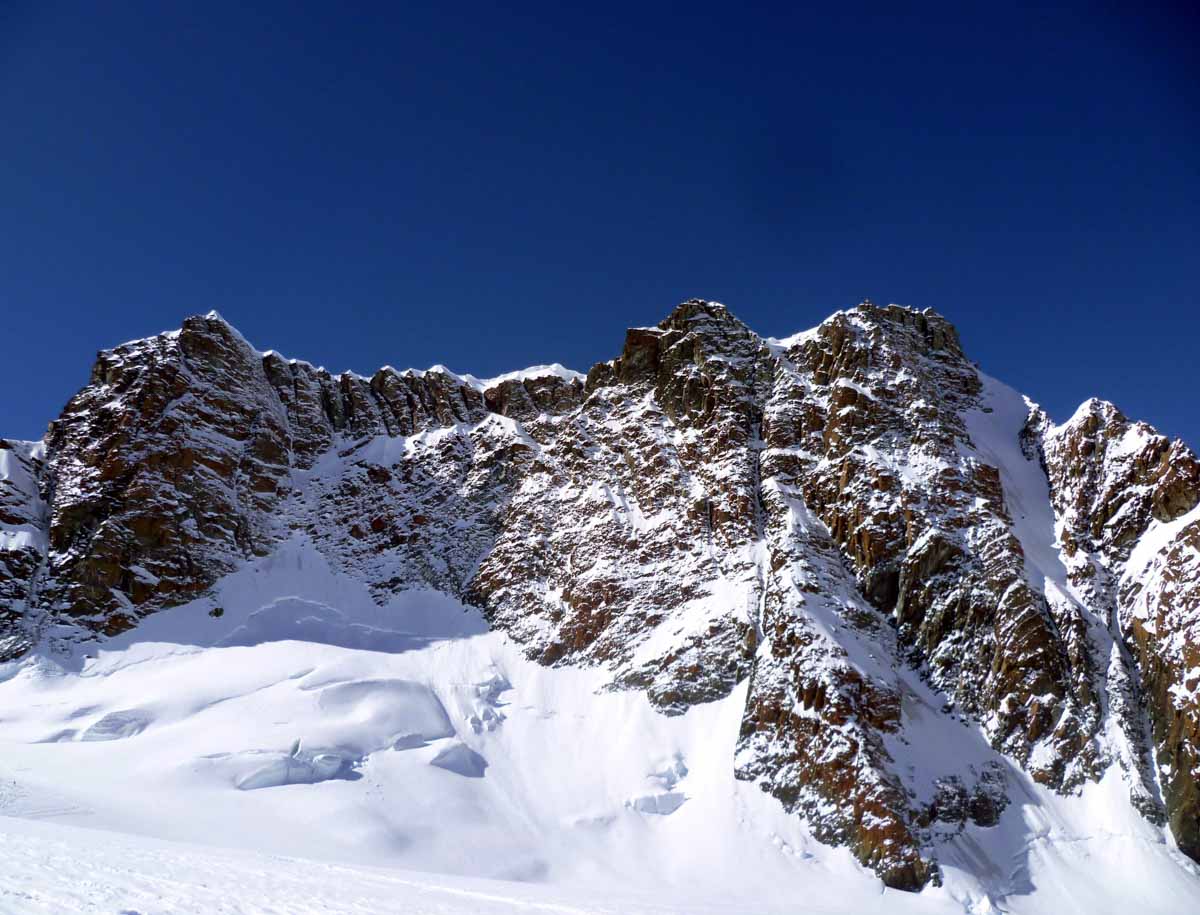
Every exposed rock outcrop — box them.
[0,439,47,660]
[1042,399,1200,859]
[2,300,1196,889]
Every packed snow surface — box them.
[0,817,787,915]
[1,536,1197,913]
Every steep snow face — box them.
[964,379,1165,823]
[1,299,1199,897]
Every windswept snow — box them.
[474,364,587,389]
[962,375,1082,614]
[0,816,790,915]
[1,534,1196,913]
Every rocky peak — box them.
[42,313,292,635]
[1042,394,1200,862]
[850,300,967,356]
[737,298,1112,887]
[588,299,758,391]
[2,300,1198,891]
[658,297,748,333]
[1049,397,1200,536]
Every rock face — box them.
[1041,400,1200,860]
[0,439,47,660]
[1,300,1196,889]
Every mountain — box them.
[1,300,1197,910]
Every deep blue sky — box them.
[2,1,1197,446]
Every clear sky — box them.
[2,1,1197,447]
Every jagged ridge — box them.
[1,300,1197,889]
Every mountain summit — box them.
[1,300,1197,897]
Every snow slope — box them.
[1,535,1196,914]
[0,816,781,915]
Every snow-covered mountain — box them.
[1,300,1197,913]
